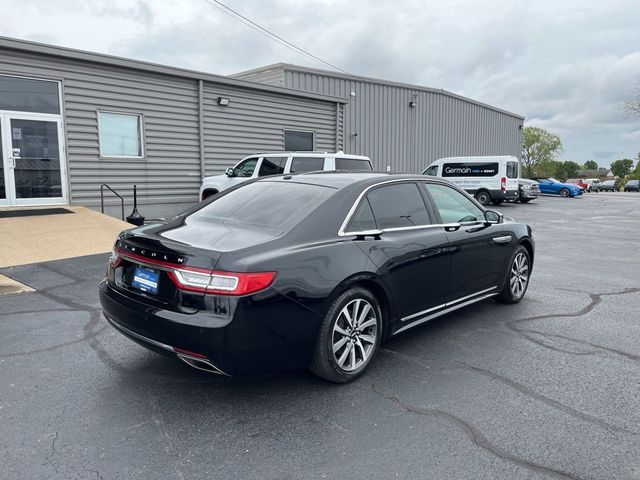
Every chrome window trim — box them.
[400,286,497,322]
[338,178,486,237]
[394,291,498,335]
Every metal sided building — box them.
[0,37,345,218]
[234,63,525,173]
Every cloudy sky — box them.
[1,0,639,166]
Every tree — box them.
[583,160,598,170]
[625,77,640,116]
[522,126,563,177]
[610,159,633,178]
[556,161,581,180]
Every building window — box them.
[0,75,60,114]
[98,111,144,158]
[284,130,314,151]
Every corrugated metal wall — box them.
[238,67,523,173]
[0,48,201,216]
[0,48,339,217]
[201,83,337,174]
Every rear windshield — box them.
[188,181,333,233]
[335,158,373,171]
[506,161,519,178]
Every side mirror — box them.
[225,167,235,177]
[484,210,503,224]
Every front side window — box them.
[423,165,438,176]
[233,157,258,177]
[258,157,287,177]
[335,158,373,171]
[284,130,314,151]
[506,161,519,178]
[366,183,430,229]
[99,112,143,157]
[290,156,325,173]
[424,183,484,224]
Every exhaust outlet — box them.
[177,354,229,376]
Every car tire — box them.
[521,199,531,203]
[560,188,570,197]
[475,191,491,206]
[309,287,382,383]
[496,245,531,304]
[491,199,504,206]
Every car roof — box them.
[253,151,371,160]
[257,171,433,189]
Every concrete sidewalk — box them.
[0,206,130,268]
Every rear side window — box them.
[506,161,519,178]
[258,157,287,177]
[442,162,499,177]
[347,200,377,232]
[335,158,373,171]
[189,181,333,232]
[290,156,325,173]
[366,183,430,229]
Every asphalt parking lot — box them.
[1,192,639,480]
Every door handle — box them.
[492,235,512,244]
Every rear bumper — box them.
[99,280,323,375]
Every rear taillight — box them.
[501,177,507,192]
[115,248,275,296]
[108,248,123,269]
[168,269,276,296]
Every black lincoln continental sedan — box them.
[100,172,534,383]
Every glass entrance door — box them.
[0,114,67,205]
[0,118,6,204]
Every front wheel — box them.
[309,287,382,383]
[475,191,491,206]
[560,188,570,197]
[520,198,532,203]
[496,245,531,304]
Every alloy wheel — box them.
[510,252,529,298]
[332,298,378,372]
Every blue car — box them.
[532,178,583,197]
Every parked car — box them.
[583,178,601,192]
[531,178,583,197]
[517,179,541,203]
[199,151,373,200]
[566,178,589,191]
[624,179,640,192]
[422,155,520,206]
[599,180,620,192]
[101,172,535,383]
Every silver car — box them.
[518,179,541,203]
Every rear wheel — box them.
[475,191,491,206]
[520,198,531,203]
[560,188,570,197]
[497,245,530,304]
[491,199,504,206]
[309,287,382,383]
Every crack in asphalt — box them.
[505,287,640,363]
[380,348,633,436]
[371,383,584,480]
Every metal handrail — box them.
[100,184,125,220]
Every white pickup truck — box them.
[199,151,373,200]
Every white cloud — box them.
[1,0,639,166]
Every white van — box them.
[422,155,520,206]
[200,151,373,200]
